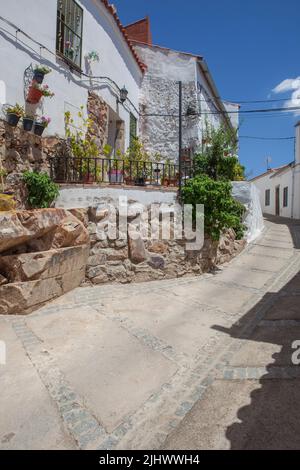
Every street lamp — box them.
[120,86,128,104]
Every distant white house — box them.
[250,122,300,219]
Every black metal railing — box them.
[50,156,193,187]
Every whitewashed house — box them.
[251,122,300,219]
[124,18,239,162]
[0,2,238,164]
[0,0,144,154]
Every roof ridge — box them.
[101,0,147,72]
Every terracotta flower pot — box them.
[83,174,95,184]
[27,85,43,104]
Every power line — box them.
[141,105,300,117]
[239,135,295,141]
[227,98,296,105]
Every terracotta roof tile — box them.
[101,1,147,72]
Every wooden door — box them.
[275,186,280,216]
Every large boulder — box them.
[0,245,89,282]
[0,245,89,314]
[0,209,89,254]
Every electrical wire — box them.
[239,136,295,141]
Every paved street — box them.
[1,217,300,450]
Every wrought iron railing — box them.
[50,156,193,187]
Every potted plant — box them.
[33,65,52,84]
[65,41,75,60]
[27,83,54,104]
[33,116,51,136]
[23,114,35,132]
[6,103,24,127]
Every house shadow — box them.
[212,220,300,449]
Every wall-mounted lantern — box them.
[120,86,128,104]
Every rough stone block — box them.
[128,233,148,264]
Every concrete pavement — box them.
[1,216,300,449]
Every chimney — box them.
[295,121,300,164]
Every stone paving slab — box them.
[104,292,234,360]
[26,306,178,433]
[210,266,274,290]
[248,244,293,259]
[232,253,289,273]
[255,238,294,249]
[0,319,76,450]
[164,279,256,315]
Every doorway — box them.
[107,107,125,157]
[275,186,280,216]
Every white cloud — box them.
[272,77,300,116]
[273,77,300,93]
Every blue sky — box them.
[114,0,300,178]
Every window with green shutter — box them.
[130,113,137,147]
[56,0,83,70]
[283,186,288,207]
[265,189,270,206]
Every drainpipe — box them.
[178,81,183,200]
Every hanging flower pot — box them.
[33,116,51,136]
[27,84,43,104]
[27,83,54,104]
[33,65,51,84]
[23,116,34,132]
[6,103,24,127]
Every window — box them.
[129,113,137,147]
[265,189,270,206]
[56,0,83,69]
[283,186,288,207]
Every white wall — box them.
[196,64,224,132]
[136,44,231,162]
[56,185,177,208]
[0,0,142,148]
[252,167,297,218]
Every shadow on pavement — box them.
[213,220,300,449]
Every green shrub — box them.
[23,171,59,208]
[182,175,245,241]
[194,123,245,181]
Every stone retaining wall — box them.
[0,118,64,209]
[69,200,246,286]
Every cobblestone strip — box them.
[260,320,300,327]
[12,319,108,450]
[220,366,300,380]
